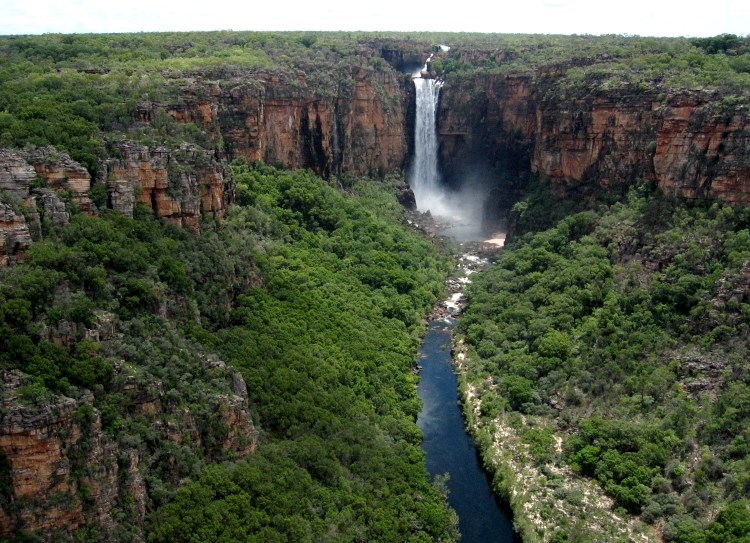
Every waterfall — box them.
[410,74,443,212]
[410,68,451,215]
[410,48,494,241]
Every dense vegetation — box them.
[2,31,749,176]
[0,162,456,541]
[0,31,401,174]
[430,33,750,96]
[458,182,750,541]
[2,28,750,541]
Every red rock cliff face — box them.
[2,63,413,262]
[653,94,750,203]
[0,149,78,266]
[0,145,232,265]
[0,360,258,540]
[144,67,412,179]
[98,141,232,232]
[438,73,750,204]
[23,147,96,214]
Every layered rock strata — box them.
[0,361,258,539]
[141,67,413,180]
[98,141,232,231]
[438,73,750,205]
[22,147,96,214]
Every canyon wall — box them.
[143,66,414,179]
[0,359,258,540]
[3,58,749,263]
[0,62,417,265]
[438,71,750,205]
[0,145,233,266]
[98,141,232,231]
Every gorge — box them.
[410,55,516,541]
[3,35,750,267]
[1,31,750,542]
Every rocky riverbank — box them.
[448,239,660,542]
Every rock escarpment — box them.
[23,147,96,214]
[0,203,31,268]
[0,148,76,266]
[0,359,258,540]
[98,140,232,231]
[438,72,750,205]
[142,66,413,180]
[0,144,234,265]
[1,64,414,264]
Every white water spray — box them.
[409,52,488,238]
[410,72,446,214]
[409,51,506,245]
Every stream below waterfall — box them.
[410,50,516,540]
[416,235,517,543]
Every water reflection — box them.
[417,317,517,543]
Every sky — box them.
[1,0,748,37]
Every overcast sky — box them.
[2,0,748,37]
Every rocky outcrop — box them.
[376,39,433,72]
[0,149,74,266]
[0,372,90,537]
[0,149,36,200]
[0,142,234,264]
[438,73,750,206]
[0,358,258,540]
[22,147,96,214]
[0,149,93,265]
[98,140,232,232]
[0,203,32,267]
[653,94,750,203]
[396,183,417,211]
[30,189,71,229]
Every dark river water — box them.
[417,316,517,543]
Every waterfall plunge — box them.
[409,67,489,240]
[410,76,448,215]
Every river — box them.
[416,242,517,543]
[410,51,516,541]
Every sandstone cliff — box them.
[437,72,750,206]
[0,358,258,540]
[0,203,31,267]
[98,140,232,231]
[0,143,234,265]
[22,147,96,215]
[0,148,75,266]
[139,66,413,179]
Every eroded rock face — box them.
[1,63,417,260]
[0,149,85,265]
[438,73,750,205]
[0,359,258,540]
[654,94,750,203]
[22,147,96,214]
[0,203,32,267]
[0,149,36,200]
[148,68,412,179]
[98,141,232,231]
[0,373,99,537]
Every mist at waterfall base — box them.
[418,173,497,241]
[409,77,497,242]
